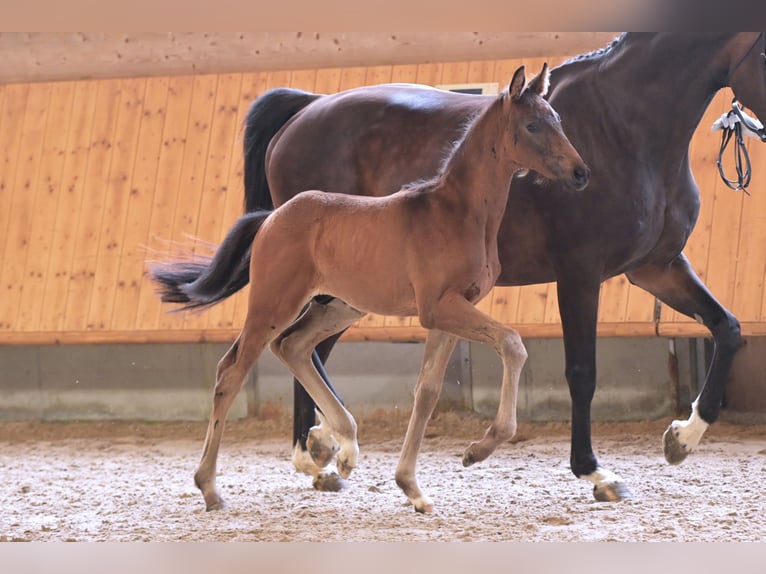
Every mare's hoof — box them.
[593,481,632,502]
[662,424,690,465]
[313,471,348,492]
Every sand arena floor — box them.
[1,410,764,542]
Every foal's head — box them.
[501,64,590,191]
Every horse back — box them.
[266,85,491,206]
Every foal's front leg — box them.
[426,292,527,466]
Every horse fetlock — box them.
[307,425,339,468]
[663,403,709,465]
[583,467,632,502]
[194,474,224,511]
[662,422,692,465]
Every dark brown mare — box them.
[151,66,590,512]
[237,33,766,502]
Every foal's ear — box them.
[527,62,550,97]
[507,65,526,101]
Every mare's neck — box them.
[558,34,730,164]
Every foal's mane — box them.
[402,97,501,193]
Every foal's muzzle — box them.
[571,164,591,191]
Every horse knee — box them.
[714,312,742,351]
[498,332,527,365]
[566,362,597,403]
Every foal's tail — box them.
[243,88,321,212]
[150,211,270,311]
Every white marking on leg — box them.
[292,443,320,477]
[581,467,624,490]
[669,400,709,453]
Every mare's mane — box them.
[561,33,627,66]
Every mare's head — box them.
[502,64,590,191]
[727,32,766,140]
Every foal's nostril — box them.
[573,166,590,187]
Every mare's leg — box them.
[394,330,458,513]
[270,299,366,479]
[557,273,632,501]
[627,253,742,464]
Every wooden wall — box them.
[1,56,765,345]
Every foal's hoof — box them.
[202,494,225,511]
[593,481,632,502]
[337,456,355,479]
[313,471,348,492]
[662,423,690,465]
[412,495,434,514]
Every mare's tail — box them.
[150,211,270,311]
[243,87,321,212]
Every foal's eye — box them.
[526,123,540,133]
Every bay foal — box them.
[152,64,590,513]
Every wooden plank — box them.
[182,74,243,331]
[155,74,218,331]
[17,82,76,332]
[0,83,28,331]
[0,83,51,332]
[624,281,658,323]
[390,65,418,84]
[133,75,195,331]
[38,81,99,332]
[467,60,496,86]
[490,286,522,327]
[337,67,368,91]
[110,76,171,331]
[289,69,318,92]
[365,65,393,86]
[61,79,122,332]
[0,319,670,346]
[731,135,766,322]
[439,61,469,86]
[493,58,524,87]
[85,78,147,331]
[313,68,342,94]
[415,63,443,86]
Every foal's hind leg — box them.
[627,254,742,464]
[271,299,366,479]
[194,329,266,511]
[395,330,458,513]
[195,279,316,510]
